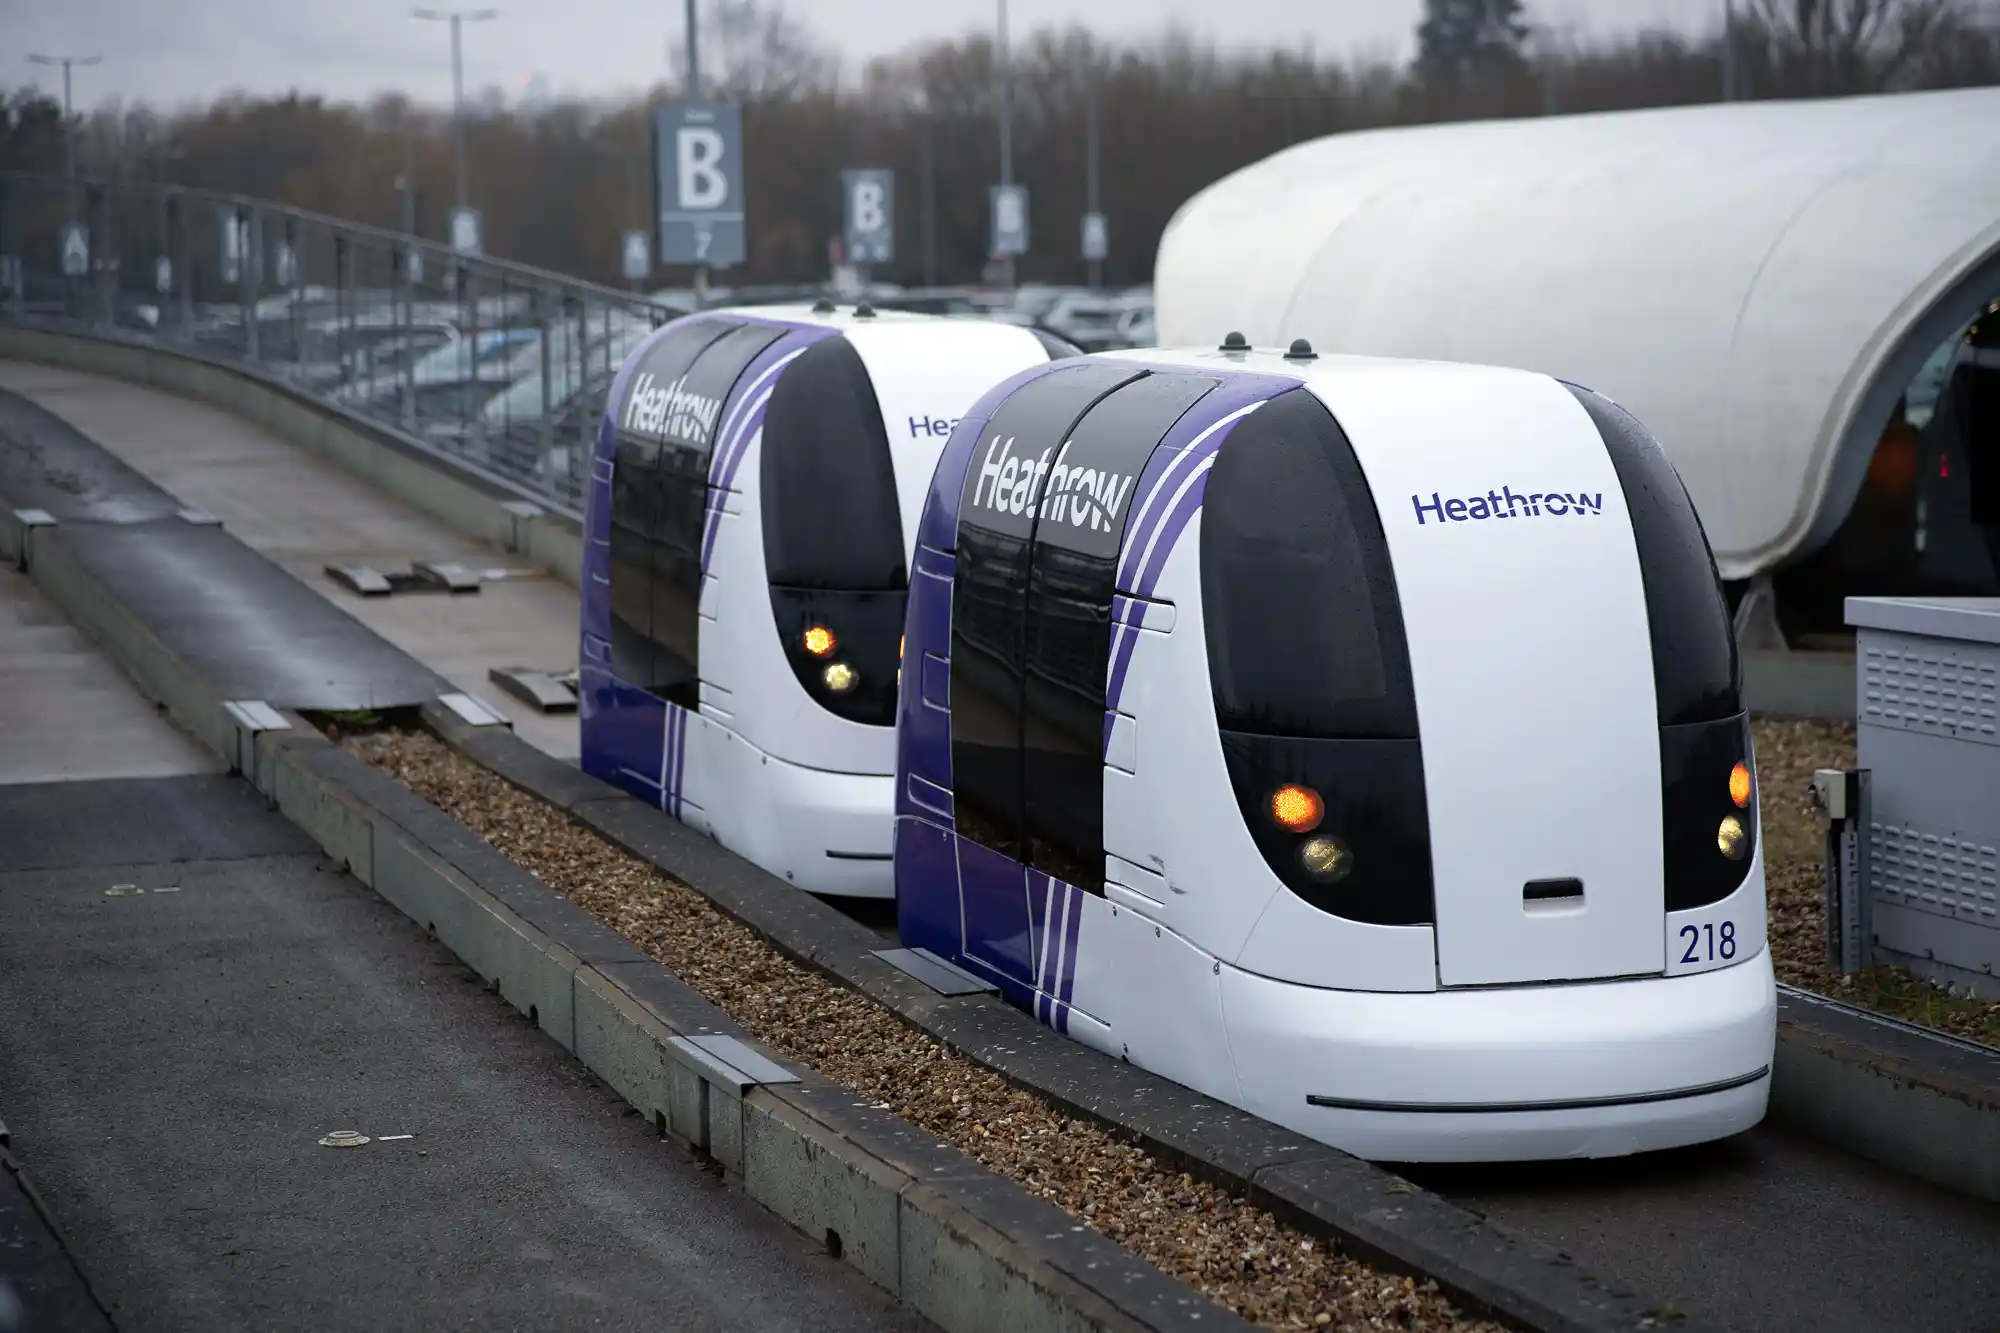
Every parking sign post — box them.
[654,102,745,307]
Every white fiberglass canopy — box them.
[1154,87,2000,580]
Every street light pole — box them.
[411,8,496,214]
[921,110,937,289]
[1085,60,1100,289]
[996,0,1012,189]
[683,0,707,308]
[1722,0,1739,101]
[995,0,1014,286]
[26,53,102,182]
[685,0,700,98]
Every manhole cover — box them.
[319,1130,370,1148]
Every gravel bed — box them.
[352,729,1497,1333]
[1753,717,2000,1044]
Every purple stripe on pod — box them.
[678,709,689,820]
[1116,436,1215,591]
[1060,880,1086,1009]
[698,329,832,571]
[1031,871,1057,1024]
[1114,373,1295,594]
[670,707,688,820]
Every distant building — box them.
[1154,87,2000,644]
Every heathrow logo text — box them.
[1412,487,1605,525]
[624,372,724,445]
[972,435,1134,532]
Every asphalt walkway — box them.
[0,773,931,1333]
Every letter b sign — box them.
[842,168,894,265]
[678,128,728,209]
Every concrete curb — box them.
[424,706,1728,1333]
[1772,984,2000,1202]
[0,323,584,586]
[10,515,244,760]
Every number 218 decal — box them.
[1680,920,1737,965]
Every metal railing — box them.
[0,171,689,517]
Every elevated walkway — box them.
[0,362,580,757]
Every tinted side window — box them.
[609,428,657,688]
[609,318,736,690]
[1201,388,1418,739]
[1022,373,1218,890]
[761,335,904,591]
[1565,383,1740,726]
[647,322,786,708]
[949,364,1144,857]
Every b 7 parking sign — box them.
[653,102,745,268]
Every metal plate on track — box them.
[670,1034,798,1090]
[873,946,1001,996]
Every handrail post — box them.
[239,206,260,362]
[171,191,192,332]
[89,183,113,328]
[1,177,21,321]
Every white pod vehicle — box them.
[581,303,1074,897]
[894,338,1776,1162]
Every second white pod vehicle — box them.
[895,337,1777,1162]
[581,303,1074,897]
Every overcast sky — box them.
[8,0,1723,113]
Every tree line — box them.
[3,0,1996,292]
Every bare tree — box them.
[667,0,841,101]
[1741,0,1970,93]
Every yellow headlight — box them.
[1269,784,1324,834]
[1298,835,1353,883]
[1718,815,1748,860]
